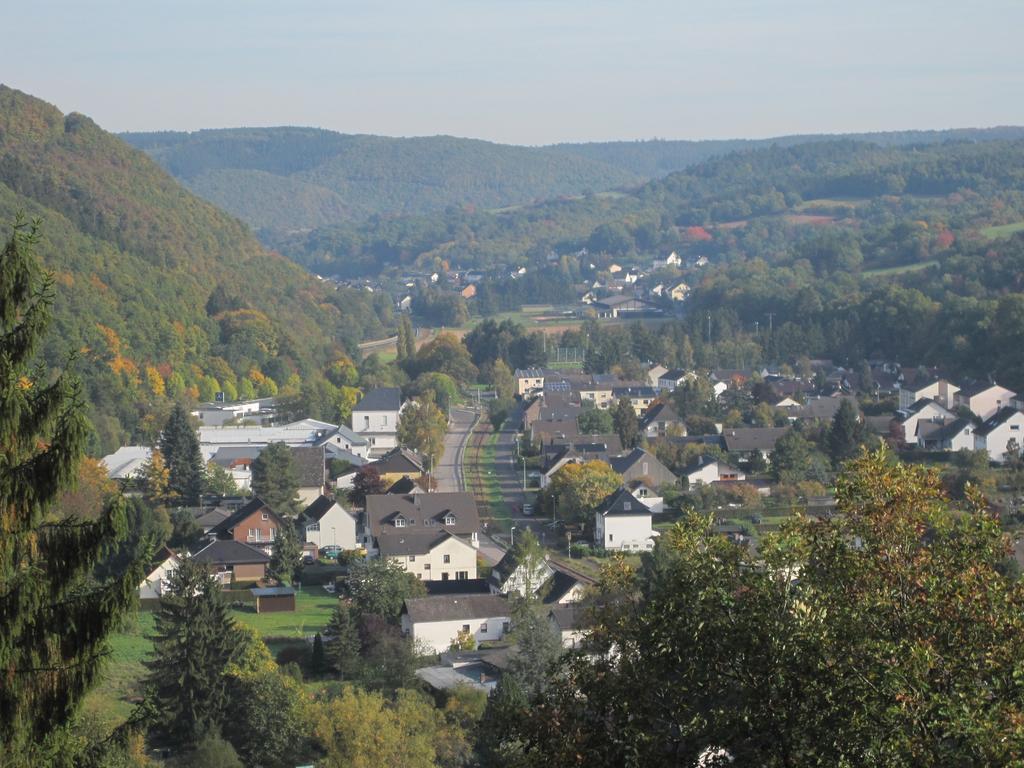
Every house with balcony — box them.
[208,497,283,554]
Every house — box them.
[298,495,358,551]
[514,368,545,397]
[366,493,481,581]
[386,475,426,495]
[396,295,413,312]
[351,387,404,456]
[646,364,669,389]
[629,481,664,514]
[401,594,512,654]
[489,549,555,599]
[578,377,616,409]
[722,427,790,459]
[191,397,276,427]
[609,448,677,489]
[682,456,745,487]
[898,399,953,445]
[954,382,1017,420]
[251,586,296,613]
[657,369,689,392]
[194,507,231,535]
[368,446,426,485]
[191,539,270,584]
[593,487,658,552]
[796,395,859,423]
[591,294,660,319]
[668,281,691,302]
[974,407,1024,463]
[548,604,589,649]
[898,378,959,411]
[919,417,975,453]
[611,386,658,415]
[209,497,284,554]
[542,567,593,605]
[199,418,342,457]
[138,547,181,601]
[315,424,371,459]
[640,401,686,438]
[460,284,477,299]
[101,446,152,480]
[652,251,681,270]
[208,446,263,489]
[291,446,327,505]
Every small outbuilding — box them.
[250,586,297,613]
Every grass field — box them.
[81,587,339,726]
[981,221,1024,239]
[863,260,939,277]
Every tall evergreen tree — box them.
[612,396,640,449]
[267,518,301,585]
[0,221,145,762]
[399,315,416,361]
[143,557,247,747]
[324,600,362,681]
[828,399,865,466]
[250,441,301,515]
[159,404,203,505]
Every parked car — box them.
[319,545,342,560]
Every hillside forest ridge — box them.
[5,78,1024,768]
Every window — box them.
[456,571,468,580]
[442,573,449,581]
[394,518,406,528]
[642,462,649,474]
[480,622,488,633]
[443,554,451,564]
[503,621,511,633]
[462,624,470,633]
[423,563,430,571]
[409,555,416,562]
[609,533,614,542]
[623,501,631,511]
[248,527,257,538]
[382,415,388,426]
[308,522,320,532]
[443,515,456,526]
[268,528,275,540]
[261,513,269,521]
[364,416,370,428]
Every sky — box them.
[5,0,1023,145]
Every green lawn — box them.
[232,587,339,639]
[863,260,939,277]
[981,221,1024,239]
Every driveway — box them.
[435,406,478,492]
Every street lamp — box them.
[331,526,336,547]
[521,456,527,490]
[510,526,516,547]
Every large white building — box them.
[298,495,358,551]
[593,487,658,552]
[401,594,512,654]
[974,407,1024,463]
[351,388,403,457]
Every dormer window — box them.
[443,515,456,526]
[394,517,406,528]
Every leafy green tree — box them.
[770,429,814,484]
[144,558,248,748]
[324,601,362,681]
[578,407,614,435]
[267,519,301,585]
[250,442,301,515]
[407,332,478,384]
[503,450,1024,766]
[0,221,146,763]
[827,398,864,466]
[160,404,204,505]
[476,676,531,768]
[488,397,512,432]
[407,371,459,412]
[506,598,563,695]
[397,393,448,469]
[358,615,420,691]
[672,376,715,419]
[488,359,516,402]
[187,731,243,768]
[543,460,622,525]
[612,397,640,448]
[345,558,427,620]
[168,507,204,551]
[203,461,238,496]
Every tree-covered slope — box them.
[121,128,642,229]
[0,86,391,451]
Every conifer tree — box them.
[159,404,203,505]
[250,441,301,515]
[612,396,640,449]
[827,398,865,466]
[400,315,416,360]
[0,221,145,762]
[267,518,301,585]
[324,600,363,681]
[143,557,247,747]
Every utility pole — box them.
[754,320,759,337]
[706,313,712,343]
[766,312,775,333]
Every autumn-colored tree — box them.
[543,460,622,524]
[396,393,447,469]
[57,457,117,520]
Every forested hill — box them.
[120,128,643,230]
[269,137,1024,276]
[551,126,1024,178]
[0,86,391,452]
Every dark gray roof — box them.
[514,368,545,378]
[210,446,263,465]
[386,475,421,495]
[926,417,973,442]
[210,498,283,537]
[797,395,858,421]
[194,507,231,529]
[366,492,480,538]
[722,427,790,453]
[596,487,651,518]
[250,586,296,597]
[549,604,588,631]
[611,386,658,399]
[353,387,402,412]
[377,530,462,557]
[372,447,425,474]
[300,494,343,523]
[660,369,688,381]
[975,407,1023,437]
[424,579,491,596]
[543,567,593,604]
[292,446,326,488]
[403,594,510,623]
[640,401,682,428]
[192,539,270,565]
[958,381,1014,399]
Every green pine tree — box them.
[143,558,248,748]
[0,220,146,763]
[612,396,640,449]
[324,601,363,681]
[400,315,416,360]
[250,441,301,515]
[267,518,301,586]
[827,399,865,466]
[160,404,204,505]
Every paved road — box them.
[435,407,478,492]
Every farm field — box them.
[863,260,939,277]
[981,220,1024,239]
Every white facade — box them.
[899,380,959,411]
[975,410,1024,463]
[387,535,478,582]
[402,612,511,655]
[899,401,953,445]
[101,446,152,480]
[955,385,1016,421]
[302,502,358,551]
[138,553,181,600]
[594,509,657,552]
[352,409,400,453]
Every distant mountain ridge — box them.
[123,125,1024,235]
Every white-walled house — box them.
[351,387,403,457]
[919,418,975,453]
[489,549,555,598]
[138,548,181,600]
[379,532,479,582]
[298,495,358,551]
[954,383,1017,421]
[898,399,953,445]
[974,407,1024,463]
[514,368,545,397]
[593,487,658,552]
[899,378,959,411]
[683,456,745,487]
[401,595,512,654]
[548,604,588,649]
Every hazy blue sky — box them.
[5,0,1023,144]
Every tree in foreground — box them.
[159,404,203,505]
[267,518,302,585]
[143,558,248,748]
[502,449,1024,766]
[344,558,427,620]
[397,392,448,470]
[324,600,362,680]
[0,221,145,762]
